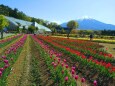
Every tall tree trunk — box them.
[67,29,71,39]
[1,30,3,39]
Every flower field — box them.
[0,34,115,86]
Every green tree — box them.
[51,28,57,35]
[35,27,39,32]
[67,20,78,38]
[61,28,66,34]
[86,30,93,35]
[16,22,21,33]
[28,25,36,33]
[14,8,18,17]
[71,29,77,34]
[94,30,101,35]
[0,15,9,39]
[78,30,85,37]
[22,26,26,33]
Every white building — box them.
[5,16,51,33]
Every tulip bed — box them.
[0,34,114,86]
[35,35,115,86]
[45,37,114,61]
[0,35,27,86]
[31,35,78,86]
[0,34,21,48]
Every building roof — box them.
[5,16,51,32]
[34,22,51,32]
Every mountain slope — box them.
[61,18,115,30]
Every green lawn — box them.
[99,43,115,58]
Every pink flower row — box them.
[0,35,27,77]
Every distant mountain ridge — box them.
[61,18,115,30]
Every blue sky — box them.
[0,0,115,24]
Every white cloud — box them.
[51,20,62,24]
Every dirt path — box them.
[6,35,30,86]
[18,35,31,86]
[99,43,115,58]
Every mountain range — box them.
[61,18,115,30]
